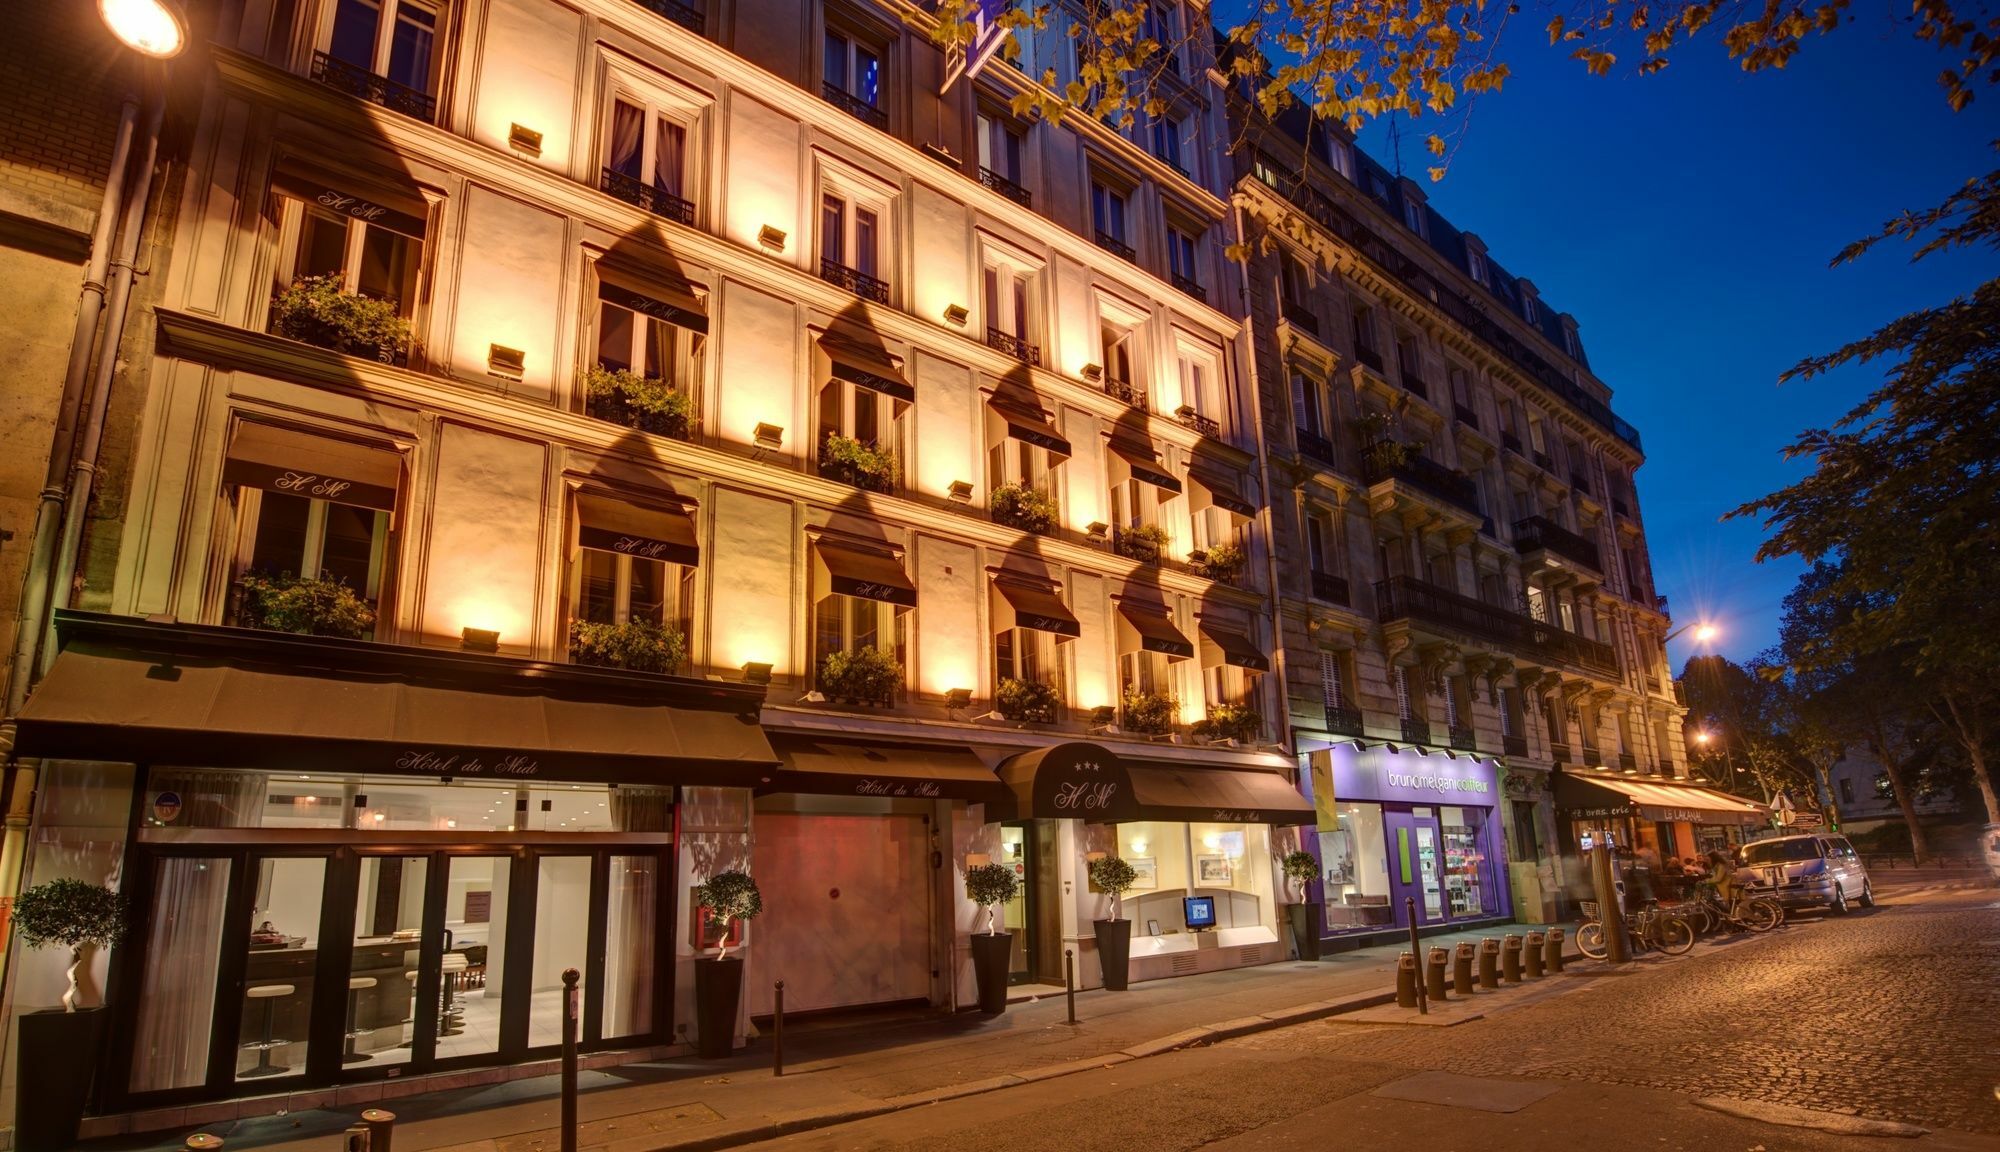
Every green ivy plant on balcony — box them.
[234,573,376,640]
[568,618,687,674]
[1197,540,1248,582]
[1120,687,1178,735]
[995,676,1061,723]
[818,645,902,705]
[1113,523,1170,564]
[582,365,694,440]
[270,273,412,363]
[819,433,897,493]
[1192,702,1263,744]
[989,482,1058,535]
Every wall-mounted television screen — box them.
[1183,895,1217,930]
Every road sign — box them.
[1774,792,1796,813]
[1791,812,1824,829]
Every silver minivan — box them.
[1742,833,1874,914]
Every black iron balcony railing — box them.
[1311,570,1350,605]
[1550,740,1572,764]
[1453,402,1479,429]
[1400,716,1432,745]
[986,327,1041,365]
[822,82,888,129]
[1449,723,1477,752]
[1399,368,1429,401]
[1103,377,1147,410]
[820,259,889,303]
[1580,742,1602,766]
[978,166,1032,207]
[1361,451,1483,518]
[1354,343,1385,373]
[1175,408,1221,439]
[1373,575,1621,677]
[1532,449,1552,471]
[1501,431,1523,454]
[1613,496,1632,520]
[629,0,704,34]
[1618,752,1639,773]
[1171,272,1207,303]
[311,52,436,122]
[1283,301,1320,335]
[1570,471,1593,496]
[1325,703,1365,736]
[1513,515,1602,571]
[1295,428,1337,468]
[600,168,695,225]
[1095,230,1136,261]
[1503,733,1528,757]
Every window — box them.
[1480,570,1506,606]
[813,593,907,693]
[1444,676,1469,731]
[1351,304,1379,361]
[1091,180,1128,246]
[1500,688,1523,737]
[1100,319,1136,388]
[1394,666,1420,721]
[1120,648,1172,698]
[1305,511,1331,573]
[590,278,705,433]
[1291,373,1324,438]
[819,192,885,299]
[1508,800,1541,866]
[603,96,691,222]
[1499,398,1519,441]
[823,28,883,118]
[570,521,694,651]
[982,261,1039,360]
[1527,414,1548,455]
[323,0,441,113]
[816,370,905,492]
[1839,779,1854,805]
[1466,247,1487,286]
[232,489,387,624]
[1521,293,1539,325]
[1320,649,1349,712]
[1281,253,1312,309]
[976,111,1027,197]
[811,540,911,699]
[1150,113,1185,171]
[1176,346,1218,420]
[1449,367,1474,422]
[1394,335,1423,394]
[267,173,425,356]
[1402,199,1426,238]
[1563,324,1582,360]
[1324,135,1355,181]
[1143,2,1184,73]
[1166,226,1201,292]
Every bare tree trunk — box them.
[1869,722,1930,863]
[1938,693,2000,827]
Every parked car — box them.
[1741,833,1874,914]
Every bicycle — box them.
[1686,883,1783,933]
[1575,899,1694,959]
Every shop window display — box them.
[1439,806,1489,916]
[1320,803,1392,927]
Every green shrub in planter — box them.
[965,862,1020,934]
[819,433,897,493]
[1121,687,1178,735]
[1113,523,1170,563]
[1281,850,1319,902]
[995,676,1060,723]
[568,618,687,674]
[270,274,412,363]
[582,364,695,439]
[989,482,1058,534]
[818,646,902,704]
[13,879,127,1012]
[1192,702,1263,743]
[1087,855,1138,920]
[235,573,376,639]
[1198,540,1247,582]
[691,870,761,959]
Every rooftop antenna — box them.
[1386,110,1406,178]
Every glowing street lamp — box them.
[99,0,188,58]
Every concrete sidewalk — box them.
[89,922,1580,1152]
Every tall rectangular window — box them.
[977,112,1025,186]
[1291,373,1322,437]
[820,194,881,280]
[603,96,690,219]
[1166,226,1199,287]
[328,0,441,98]
[1324,135,1355,181]
[1320,649,1347,711]
[1091,181,1127,243]
[824,30,882,108]
[1150,114,1184,170]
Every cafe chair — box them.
[239,983,296,1078]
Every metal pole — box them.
[1064,947,1077,1025]
[1588,844,1630,963]
[361,1109,395,1152]
[772,981,784,1077]
[1403,897,1426,1014]
[560,967,579,1152]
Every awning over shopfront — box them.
[600,278,709,335]
[992,578,1079,639]
[223,421,403,512]
[1198,622,1268,672]
[987,397,1072,458]
[813,538,917,607]
[1106,438,1181,494]
[820,336,915,405]
[1117,601,1194,660]
[998,742,1312,825]
[1186,465,1256,522]
[16,611,776,786]
[756,734,1011,806]
[574,491,699,566]
[1554,772,1767,827]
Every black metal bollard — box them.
[561,968,580,1152]
[1500,934,1523,983]
[1545,928,1566,973]
[1403,897,1426,1014]
[361,1110,395,1152]
[1424,947,1450,1002]
[1477,937,1500,989]
[186,1136,223,1152]
[1451,941,1475,995]
[1524,931,1546,978]
[1396,951,1419,1008]
[1064,948,1077,1025]
[772,981,784,1077]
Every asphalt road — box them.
[735,885,2000,1151]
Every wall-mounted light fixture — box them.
[461,626,500,653]
[1085,521,1109,542]
[508,123,543,157]
[487,344,525,381]
[947,480,974,503]
[753,422,784,450]
[758,224,787,252]
[741,661,773,685]
[1080,363,1104,382]
[942,303,970,327]
[945,687,972,710]
[1175,404,1198,420]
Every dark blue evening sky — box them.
[1325,23,2000,671]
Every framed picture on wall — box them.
[1127,857,1158,890]
[462,891,492,923]
[1146,919,1161,937]
[1196,855,1233,886]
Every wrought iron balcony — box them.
[1513,515,1602,571]
[310,52,436,122]
[600,168,695,225]
[1103,377,1147,410]
[628,0,704,34]
[1399,369,1429,401]
[1311,570,1350,606]
[1354,343,1385,373]
[819,259,889,303]
[1618,752,1639,772]
[1570,471,1593,496]
[1453,402,1479,429]
[1175,407,1220,439]
[1613,496,1632,519]
[822,83,888,130]
[1094,230,1136,261]
[986,327,1041,365]
[1171,272,1207,303]
[1550,740,1572,764]
[1283,301,1320,335]
[1361,451,1483,518]
[1325,703,1365,736]
[1503,733,1528,757]
[1400,717,1432,746]
[1501,431,1523,454]
[978,166,1032,208]
[1295,428,1337,468]
[1373,575,1621,677]
[1532,449,1552,471]
[1449,723,1477,752]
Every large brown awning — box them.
[1122,759,1314,825]
[1107,439,1181,494]
[271,158,428,239]
[1555,773,1766,827]
[574,491,699,566]
[820,337,915,404]
[600,278,708,335]
[992,579,1079,639]
[756,734,1010,806]
[1199,622,1269,672]
[814,539,917,608]
[1188,466,1257,521]
[997,742,1311,825]
[16,613,775,785]
[988,398,1072,458]
[1117,601,1194,660]
[223,421,402,512]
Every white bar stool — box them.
[240,983,295,1078]
[342,975,378,1063]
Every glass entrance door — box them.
[233,854,332,1084]
[1385,809,1446,924]
[999,822,1060,984]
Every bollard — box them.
[343,1126,370,1152]
[1396,951,1419,1009]
[1523,931,1546,978]
[772,981,785,1077]
[1477,937,1500,989]
[1424,947,1450,1002]
[1500,934,1523,983]
[1545,928,1565,974]
[1064,948,1077,1025]
[186,1136,224,1152]
[1451,941,1475,995]
[561,967,580,1152]
[361,1110,395,1152]
[1403,897,1426,1014]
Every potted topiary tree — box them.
[12,878,126,1152]
[1280,850,1323,961]
[1086,855,1138,991]
[690,870,761,1058]
[964,861,1020,1014]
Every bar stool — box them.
[438,953,468,1036]
[240,983,295,1078]
[342,976,378,1063]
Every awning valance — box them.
[992,579,1079,639]
[814,539,917,608]
[271,160,428,239]
[599,278,708,335]
[1188,466,1257,521]
[1555,773,1766,827]
[16,612,775,785]
[1117,601,1194,660]
[1199,622,1269,672]
[1122,759,1314,825]
[223,421,402,512]
[997,742,1311,825]
[1107,439,1181,494]
[988,398,1072,458]
[574,491,699,566]
[757,734,1009,806]
[821,337,915,405]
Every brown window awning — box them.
[1122,760,1314,825]
[998,741,1311,825]
[988,397,1072,458]
[271,158,428,239]
[600,278,708,335]
[1107,438,1181,494]
[1188,466,1257,521]
[574,491,699,566]
[1199,622,1269,672]
[821,337,915,405]
[1117,600,1193,660]
[16,613,776,785]
[814,538,917,608]
[992,579,1079,639]
[1555,773,1767,827]
[756,734,1010,806]
[222,421,402,512]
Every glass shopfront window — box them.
[1439,806,1492,917]
[141,771,665,835]
[1112,820,1274,941]
[1321,802,1392,928]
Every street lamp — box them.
[1665,620,1719,645]
[98,0,188,58]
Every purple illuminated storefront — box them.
[1301,744,1512,937]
